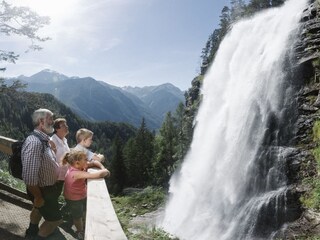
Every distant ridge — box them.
[11,69,185,129]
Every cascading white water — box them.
[160,0,308,239]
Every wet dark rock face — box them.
[277,0,320,238]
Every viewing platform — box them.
[0,135,127,240]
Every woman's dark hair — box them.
[53,118,67,134]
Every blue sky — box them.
[3,0,230,90]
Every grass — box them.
[128,228,177,240]
[300,120,320,210]
[313,120,320,142]
[111,186,178,240]
[0,162,26,191]
[300,176,320,210]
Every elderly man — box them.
[22,108,62,239]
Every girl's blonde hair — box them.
[62,150,86,165]
[76,128,93,143]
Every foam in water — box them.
[160,0,308,239]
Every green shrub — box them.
[301,120,320,210]
[313,120,320,142]
[111,187,175,239]
[300,177,320,210]
[0,169,25,191]
[129,227,178,240]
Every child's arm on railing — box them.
[86,160,110,177]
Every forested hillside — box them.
[0,79,136,149]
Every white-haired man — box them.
[22,108,62,239]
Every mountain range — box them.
[12,69,185,129]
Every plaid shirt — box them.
[22,130,59,187]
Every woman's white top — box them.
[51,134,70,180]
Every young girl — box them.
[62,150,110,240]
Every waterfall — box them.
[160,0,308,239]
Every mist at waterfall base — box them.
[160,0,308,239]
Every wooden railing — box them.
[86,172,127,240]
[0,136,16,155]
[0,135,127,240]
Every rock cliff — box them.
[280,0,320,238]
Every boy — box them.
[73,128,105,162]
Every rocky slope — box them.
[280,0,320,238]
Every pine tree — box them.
[207,29,223,67]
[230,0,246,22]
[135,118,154,186]
[109,133,126,194]
[200,37,212,74]
[153,112,177,187]
[174,103,189,162]
[219,6,231,38]
[271,0,284,6]
[123,138,137,186]
[123,118,154,187]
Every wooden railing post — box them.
[86,170,128,240]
